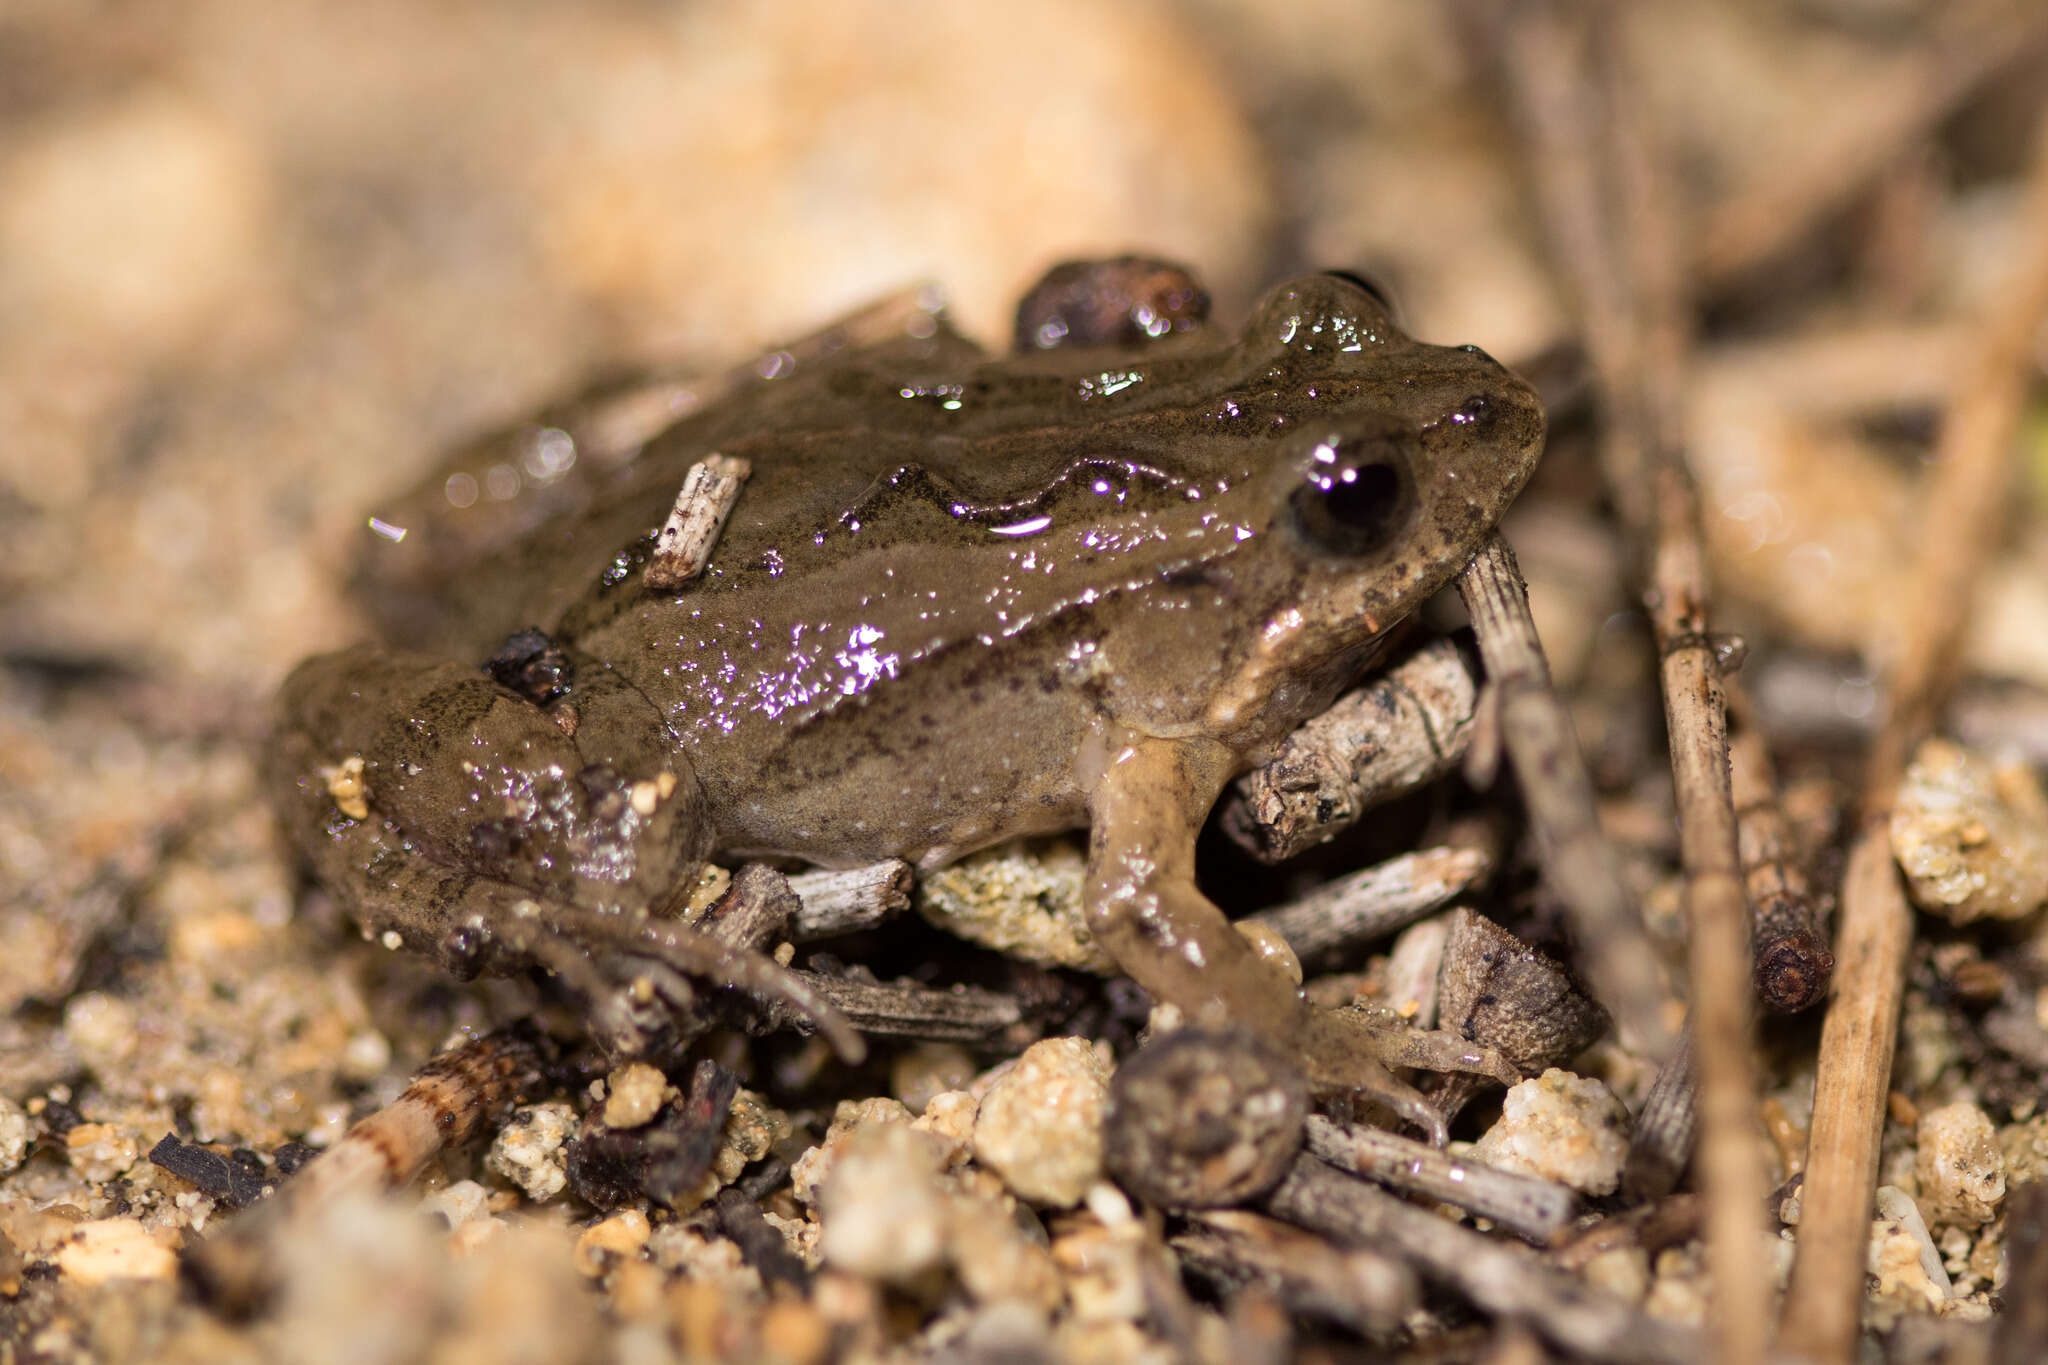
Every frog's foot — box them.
[1300,1006,1521,1147]
[495,900,866,1065]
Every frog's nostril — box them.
[1450,393,1499,436]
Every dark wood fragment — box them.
[1997,1181,2048,1365]
[147,1136,276,1210]
[784,969,1022,1042]
[1622,1027,1698,1202]
[1429,906,1609,1121]
[714,1185,809,1290]
[566,1058,738,1209]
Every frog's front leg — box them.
[269,642,861,1061]
[1084,736,1514,1145]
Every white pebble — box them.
[1470,1068,1628,1196]
[485,1101,577,1203]
[420,1178,492,1229]
[1915,1103,2005,1226]
[818,1122,950,1281]
[1869,1184,1952,1308]
[55,1218,177,1285]
[973,1037,1112,1206]
[602,1061,669,1130]
[0,1096,29,1174]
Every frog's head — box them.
[1215,273,1545,695]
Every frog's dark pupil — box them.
[1294,457,1407,558]
[1326,462,1400,538]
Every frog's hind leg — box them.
[1083,735,1516,1146]
[271,644,863,1062]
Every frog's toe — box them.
[1300,1005,1519,1146]
[499,901,867,1066]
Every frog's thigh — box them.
[273,646,710,918]
[1084,736,1310,1042]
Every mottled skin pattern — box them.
[270,269,1546,1140]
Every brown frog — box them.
[269,260,1545,1140]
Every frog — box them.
[268,258,1546,1143]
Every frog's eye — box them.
[1321,269,1399,319]
[1288,436,1415,559]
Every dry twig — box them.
[643,454,751,590]
[1175,1210,1418,1338]
[186,1027,549,1309]
[1247,820,1498,965]
[1500,5,1773,1353]
[786,970,1023,1042]
[1621,1026,1698,1202]
[1782,109,2048,1365]
[1264,1155,1701,1364]
[1223,634,1480,861]
[1456,535,1672,1060]
[786,859,914,940]
[1727,681,1833,1013]
[1303,1114,1575,1244]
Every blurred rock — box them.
[1892,739,2048,924]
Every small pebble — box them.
[421,1179,492,1229]
[919,838,1115,972]
[486,1101,578,1203]
[1470,1068,1628,1196]
[914,1089,980,1165]
[573,1208,651,1277]
[53,1217,178,1285]
[1891,739,2048,924]
[646,1221,760,1295]
[1915,1103,2005,1226]
[339,1028,393,1083]
[817,1121,951,1281]
[974,1036,1112,1206]
[758,1299,832,1365]
[791,1097,917,1208]
[0,1096,29,1174]
[892,1042,976,1113]
[669,1087,792,1212]
[61,992,137,1070]
[1582,1246,1650,1304]
[602,1061,669,1130]
[1869,1185,1951,1309]
[947,1191,1063,1312]
[64,1122,138,1184]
